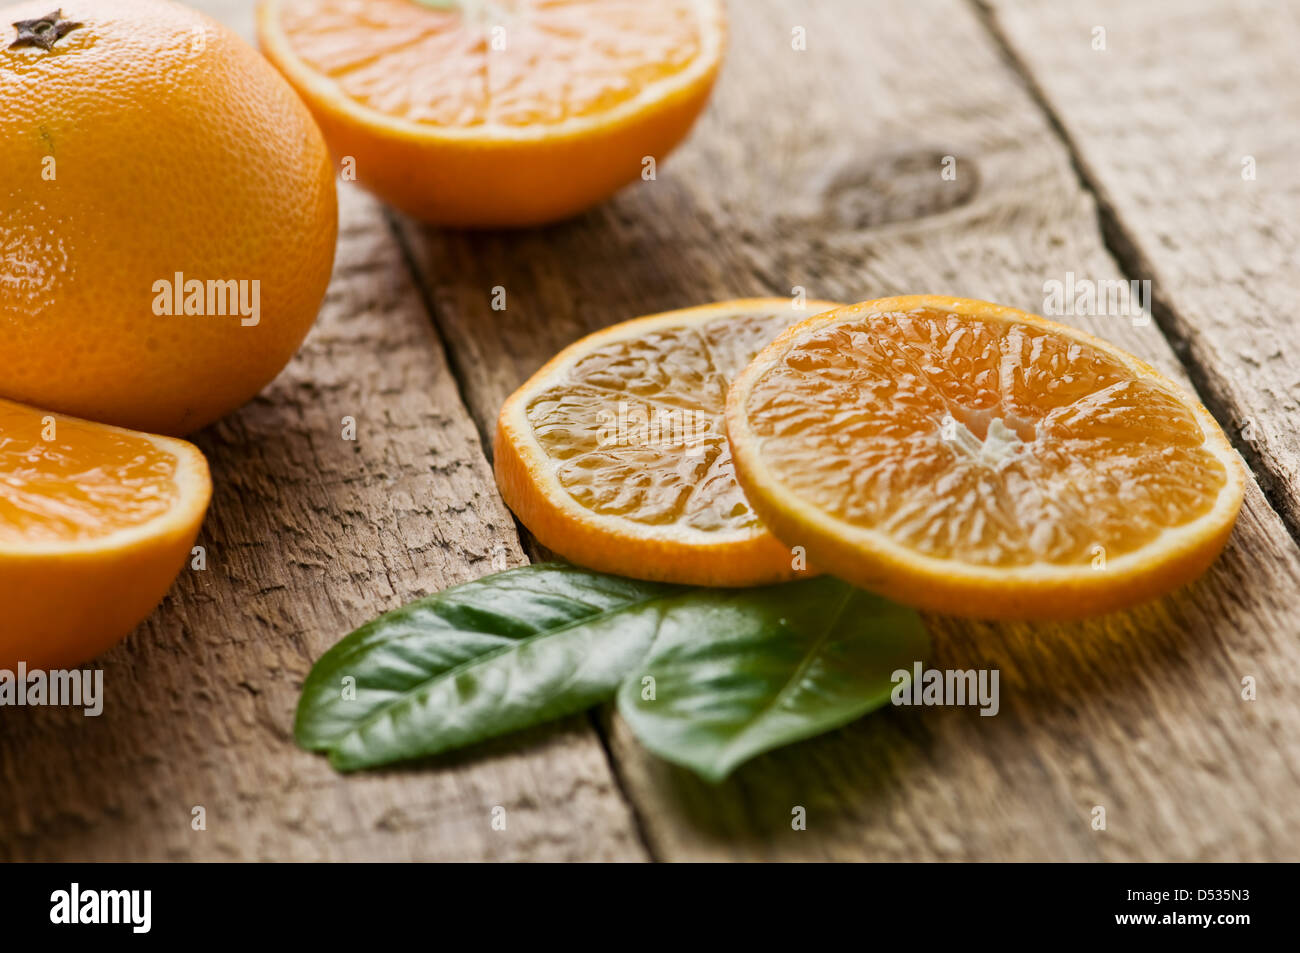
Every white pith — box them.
[943,416,1029,468]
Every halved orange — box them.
[0,399,211,668]
[257,0,726,226]
[726,295,1246,620]
[495,298,841,586]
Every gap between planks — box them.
[384,209,666,861]
[969,0,1300,554]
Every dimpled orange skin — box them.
[0,0,337,435]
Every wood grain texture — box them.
[8,0,1297,864]
[0,183,647,862]
[984,0,1300,537]
[395,0,1300,860]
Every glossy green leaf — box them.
[295,564,683,771]
[616,577,929,782]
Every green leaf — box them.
[616,577,929,782]
[297,565,927,778]
[295,564,683,771]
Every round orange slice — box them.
[0,399,212,669]
[495,298,841,586]
[726,295,1246,620]
[257,0,726,226]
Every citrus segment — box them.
[257,0,725,225]
[0,398,212,669]
[495,299,841,585]
[0,411,178,545]
[726,295,1246,619]
[271,0,707,128]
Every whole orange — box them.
[0,0,337,435]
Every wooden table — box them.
[5,0,1299,862]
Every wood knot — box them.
[820,148,979,230]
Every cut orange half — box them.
[0,399,212,668]
[257,0,726,226]
[495,298,842,586]
[726,296,1246,620]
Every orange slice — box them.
[257,0,726,226]
[0,399,212,668]
[726,296,1246,620]
[495,298,841,585]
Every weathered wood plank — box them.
[397,0,1300,860]
[983,0,1300,536]
[0,185,648,859]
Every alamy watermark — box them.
[891,662,1000,716]
[596,400,712,457]
[50,883,150,933]
[1042,272,1151,326]
[151,272,260,326]
[0,662,103,716]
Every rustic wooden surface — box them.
[3,0,1298,862]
